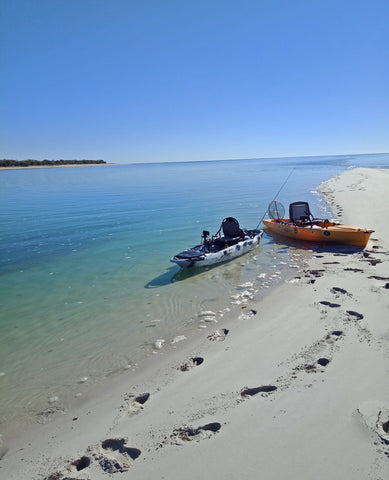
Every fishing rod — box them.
[255,168,295,230]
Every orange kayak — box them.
[263,218,374,248]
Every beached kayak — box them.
[263,201,374,248]
[171,217,263,268]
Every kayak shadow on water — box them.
[144,246,264,288]
[144,263,224,288]
[144,266,179,288]
[263,230,366,254]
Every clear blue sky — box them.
[1,0,388,163]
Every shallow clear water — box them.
[1,153,388,432]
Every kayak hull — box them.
[171,230,263,268]
[263,219,373,248]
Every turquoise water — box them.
[1,153,388,433]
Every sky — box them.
[1,0,388,163]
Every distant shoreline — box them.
[0,163,119,171]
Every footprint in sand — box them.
[295,357,330,374]
[117,392,150,419]
[306,269,325,280]
[134,392,150,405]
[71,455,91,472]
[89,437,141,474]
[207,328,229,341]
[317,358,330,367]
[325,330,344,343]
[361,253,383,266]
[287,329,341,379]
[180,357,204,371]
[346,310,364,320]
[169,422,221,444]
[331,287,349,296]
[44,455,91,480]
[368,275,389,281]
[241,385,277,397]
[319,301,341,308]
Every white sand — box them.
[1,167,388,480]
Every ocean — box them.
[1,153,388,434]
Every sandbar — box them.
[1,167,388,480]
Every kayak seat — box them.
[289,202,315,225]
[221,217,245,239]
[213,236,241,248]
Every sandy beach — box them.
[1,167,388,480]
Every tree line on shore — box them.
[0,159,106,167]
